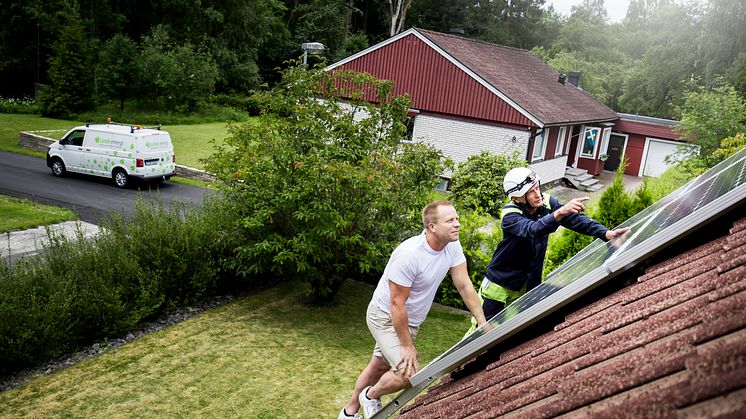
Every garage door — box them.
[643,139,681,177]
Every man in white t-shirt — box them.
[338,200,488,419]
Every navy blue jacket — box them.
[484,194,609,292]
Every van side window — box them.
[65,130,85,146]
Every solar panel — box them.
[372,146,746,418]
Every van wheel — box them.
[51,158,66,177]
[113,168,129,188]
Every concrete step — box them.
[575,173,594,182]
[580,178,599,187]
[565,167,586,176]
[585,183,604,192]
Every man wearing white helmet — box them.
[478,167,630,319]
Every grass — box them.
[1,113,253,170]
[166,122,239,170]
[0,113,82,158]
[0,194,77,233]
[0,280,472,418]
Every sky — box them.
[544,0,632,23]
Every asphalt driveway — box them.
[0,151,213,224]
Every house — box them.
[611,113,695,177]
[327,28,691,188]
[381,148,746,418]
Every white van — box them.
[46,121,176,188]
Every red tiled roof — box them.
[417,29,619,126]
[400,215,746,418]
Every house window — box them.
[581,127,600,157]
[532,129,547,161]
[555,126,567,156]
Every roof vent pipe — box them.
[558,73,566,84]
[568,71,581,87]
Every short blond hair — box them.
[422,199,453,229]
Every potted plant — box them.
[599,153,609,161]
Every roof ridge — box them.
[413,27,533,54]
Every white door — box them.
[642,139,680,177]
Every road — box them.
[0,151,214,224]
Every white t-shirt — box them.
[371,231,466,327]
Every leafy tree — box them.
[96,34,139,111]
[136,26,219,112]
[617,3,700,118]
[676,82,746,168]
[136,26,179,109]
[700,0,746,89]
[449,151,527,218]
[40,4,94,116]
[712,132,746,162]
[623,0,672,31]
[727,52,746,99]
[595,159,632,229]
[406,0,551,49]
[205,66,447,303]
[388,0,414,36]
[169,44,220,112]
[294,0,350,60]
[569,0,607,22]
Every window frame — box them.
[580,127,601,158]
[555,126,567,157]
[532,128,548,162]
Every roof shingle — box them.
[400,215,746,418]
[417,29,619,126]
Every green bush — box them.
[209,93,264,116]
[0,229,140,371]
[206,66,448,304]
[450,151,527,218]
[0,196,241,374]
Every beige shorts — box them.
[366,302,419,370]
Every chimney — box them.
[558,73,567,85]
[567,71,581,87]
[449,28,465,35]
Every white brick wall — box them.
[411,114,529,176]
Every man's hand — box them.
[605,227,631,249]
[554,197,590,221]
[478,321,495,333]
[605,227,630,240]
[397,345,419,379]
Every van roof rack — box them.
[101,118,162,133]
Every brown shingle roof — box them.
[400,215,746,418]
[417,29,619,126]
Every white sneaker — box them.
[358,386,382,418]
[338,407,362,419]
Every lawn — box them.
[0,113,253,170]
[0,280,472,418]
[0,194,77,233]
[0,113,82,157]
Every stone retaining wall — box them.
[19,131,215,182]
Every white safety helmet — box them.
[503,167,541,199]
